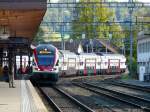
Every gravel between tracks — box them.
[57,78,142,112]
[35,75,146,112]
[94,82,150,100]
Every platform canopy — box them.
[0,0,47,41]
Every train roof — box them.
[37,44,56,47]
[59,50,77,56]
[97,52,124,56]
[79,53,97,55]
[36,44,57,51]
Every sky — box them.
[50,0,150,3]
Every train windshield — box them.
[37,55,55,66]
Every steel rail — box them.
[53,86,95,112]
[104,81,150,93]
[73,82,150,111]
[84,82,150,103]
[38,87,63,112]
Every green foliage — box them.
[110,23,125,47]
[123,8,150,77]
[71,0,124,47]
[33,27,45,43]
[127,56,138,79]
[121,74,130,80]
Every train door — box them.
[78,56,84,75]
[62,56,68,75]
[85,58,96,75]
[67,58,76,75]
[96,55,101,75]
[108,59,120,74]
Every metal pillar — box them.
[28,47,31,74]
[0,48,3,66]
[14,49,17,79]
[28,50,31,67]
[8,48,12,75]
[61,24,65,50]
[20,50,22,74]
[129,0,133,75]
[106,45,108,54]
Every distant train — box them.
[31,44,127,82]
[32,44,59,83]
[59,51,126,77]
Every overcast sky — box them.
[50,0,149,3]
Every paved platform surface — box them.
[0,80,48,112]
[0,81,20,112]
[120,80,150,87]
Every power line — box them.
[47,2,150,8]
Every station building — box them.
[0,0,47,78]
[137,30,150,81]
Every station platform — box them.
[120,80,150,88]
[0,80,48,112]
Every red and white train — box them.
[31,44,127,82]
[59,50,126,77]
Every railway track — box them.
[104,81,150,93]
[39,86,94,112]
[72,82,150,112]
[94,81,150,100]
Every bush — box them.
[127,56,138,79]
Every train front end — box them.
[32,44,59,82]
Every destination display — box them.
[39,49,52,55]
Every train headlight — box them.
[38,68,40,71]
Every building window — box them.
[138,44,141,53]
[142,43,144,53]
[148,41,150,52]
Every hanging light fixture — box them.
[0,25,10,39]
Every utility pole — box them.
[61,24,64,50]
[129,0,133,76]
[92,4,96,53]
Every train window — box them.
[32,61,36,66]
[98,62,101,65]
[141,43,144,53]
[139,44,141,53]
[56,60,59,66]
[121,62,124,65]
[146,42,148,52]
[63,62,67,65]
[144,43,146,53]
[80,62,83,65]
[147,42,149,52]
[148,42,150,52]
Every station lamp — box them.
[0,25,10,40]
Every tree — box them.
[71,0,124,47]
[33,27,45,43]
